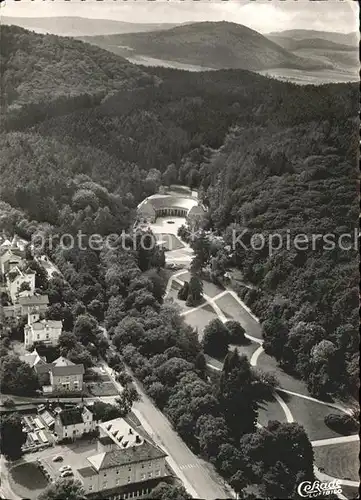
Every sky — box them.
[1,0,359,34]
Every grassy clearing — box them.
[257,350,309,395]
[184,304,217,340]
[258,394,287,426]
[314,441,360,483]
[10,462,48,499]
[284,394,345,441]
[215,293,263,340]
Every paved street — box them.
[101,360,232,499]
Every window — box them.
[103,481,107,488]
[127,477,131,483]
[156,470,160,476]
[148,472,152,479]
[89,486,93,491]
[64,433,67,437]
[148,463,151,468]
[116,470,119,475]
[103,473,107,477]
[116,479,120,485]
[141,464,144,469]
[141,474,145,480]
[128,467,132,471]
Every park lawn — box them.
[314,441,360,483]
[284,394,345,441]
[177,271,224,298]
[215,293,263,341]
[202,280,224,299]
[184,304,217,340]
[258,394,287,427]
[256,350,309,395]
[85,380,118,396]
[339,485,359,499]
[165,282,192,312]
[229,341,259,361]
[10,462,49,499]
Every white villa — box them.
[24,310,62,349]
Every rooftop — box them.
[31,319,62,329]
[58,407,89,426]
[77,466,97,478]
[88,440,166,471]
[18,294,49,306]
[19,349,47,368]
[51,364,85,377]
[138,193,200,213]
[98,435,114,446]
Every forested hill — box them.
[1,25,157,128]
[80,21,329,71]
[201,119,359,397]
[0,28,358,398]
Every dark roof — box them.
[98,435,114,446]
[51,364,85,377]
[96,440,166,470]
[19,294,49,306]
[59,408,84,426]
[35,363,52,375]
[77,466,97,478]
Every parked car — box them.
[52,455,63,462]
[59,465,72,473]
[60,470,73,478]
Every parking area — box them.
[37,440,98,482]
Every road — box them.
[101,357,232,499]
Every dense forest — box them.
[0,26,358,399]
[0,25,359,497]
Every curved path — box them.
[165,271,359,498]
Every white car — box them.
[60,470,73,478]
[59,465,72,473]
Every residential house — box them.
[77,417,168,498]
[24,310,62,349]
[1,250,24,277]
[18,293,49,315]
[20,351,84,394]
[47,356,85,393]
[54,406,97,441]
[20,348,47,369]
[6,267,36,304]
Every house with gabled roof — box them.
[47,356,85,393]
[18,293,49,315]
[76,417,168,498]
[54,406,97,441]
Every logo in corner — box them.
[297,480,342,498]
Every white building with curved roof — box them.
[137,192,206,223]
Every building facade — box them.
[18,293,49,315]
[54,406,97,441]
[137,192,206,224]
[24,311,62,349]
[0,249,24,276]
[48,356,84,393]
[77,418,168,498]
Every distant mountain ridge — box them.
[80,21,330,72]
[1,16,183,36]
[266,29,359,47]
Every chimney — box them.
[128,428,133,435]
[135,435,141,444]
